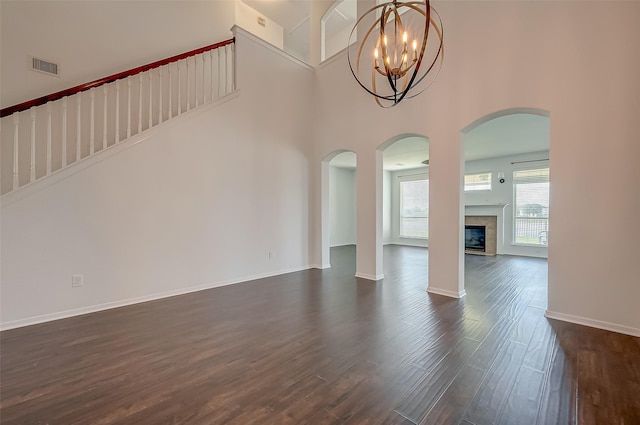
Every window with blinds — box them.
[400,179,429,238]
[464,172,492,191]
[513,168,549,245]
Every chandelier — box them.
[348,0,444,108]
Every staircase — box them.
[1,39,235,196]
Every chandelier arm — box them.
[391,0,430,104]
[348,0,444,107]
[351,2,391,76]
[349,4,401,101]
[405,13,444,88]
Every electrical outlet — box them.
[72,274,84,288]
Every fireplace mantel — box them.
[465,203,508,211]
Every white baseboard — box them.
[0,264,312,331]
[310,264,331,269]
[355,272,384,281]
[544,310,640,337]
[427,286,466,299]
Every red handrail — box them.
[0,38,234,118]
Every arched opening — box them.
[460,108,550,294]
[321,150,357,271]
[321,0,357,61]
[376,134,429,284]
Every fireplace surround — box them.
[464,215,498,255]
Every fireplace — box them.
[465,225,486,252]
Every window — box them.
[322,0,357,61]
[465,172,492,191]
[513,168,549,245]
[400,179,428,238]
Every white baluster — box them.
[218,48,222,98]
[90,90,95,155]
[127,76,132,138]
[46,103,52,174]
[30,108,36,182]
[148,72,153,129]
[231,43,236,91]
[62,98,68,167]
[158,67,163,124]
[210,50,214,102]
[226,45,232,94]
[168,64,173,119]
[186,57,191,111]
[12,114,19,190]
[103,86,107,150]
[178,61,182,115]
[115,80,120,143]
[138,74,143,134]
[195,55,200,108]
[76,95,81,161]
[202,54,206,104]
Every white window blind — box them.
[465,172,492,191]
[400,179,428,238]
[513,168,549,245]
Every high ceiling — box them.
[240,2,549,170]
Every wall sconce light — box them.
[498,172,505,184]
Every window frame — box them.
[398,175,429,240]
[464,171,493,192]
[512,166,550,247]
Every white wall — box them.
[2,1,639,338]
[464,151,549,258]
[0,1,235,108]
[382,170,391,244]
[329,166,357,246]
[312,1,640,335]
[235,1,284,50]
[0,28,314,328]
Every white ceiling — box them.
[330,113,549,170]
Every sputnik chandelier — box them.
[348,0,444,108]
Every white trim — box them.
[544,310,640,338]
[0,264,314,331]
[427,287,466,299]
[319,45,348,68]
[355,272,384,281]
[1,92,240,207]
[311,264,332,269]
[231,25,313,71]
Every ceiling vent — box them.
[32,57,59,76]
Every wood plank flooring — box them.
[1,245,639,424]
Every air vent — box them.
[32,57,59,76]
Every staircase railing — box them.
[1,38,235,196]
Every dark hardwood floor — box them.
[1,245,639,424]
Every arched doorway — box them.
[376,134,430,283]
[460,108,550,292]
[320,150,357,270]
